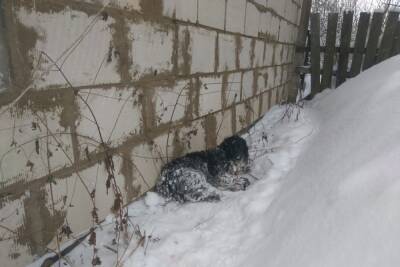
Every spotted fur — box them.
[155,135,250,202]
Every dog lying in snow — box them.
[155,135,251,202]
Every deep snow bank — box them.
[31,56,400,267]
[247,56,400,267]
[30,96,315,267]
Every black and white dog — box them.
[155,135,251,202]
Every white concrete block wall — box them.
[0,0,306,265]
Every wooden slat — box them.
[321,13,338,90]
[391,21,400,56]
[363,12,384,70]
[310,13,321,97]
[349,12,370,77]
[377,11,399,63]
[336,11,353,87]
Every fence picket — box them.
[303,11,400,95]
[310,13,321,96]
[321,13,338,90]
[377,11,399,63]
[363,12,384,70]
[336,11,353,87]
[349,12,370,78]
[391,21,400,57]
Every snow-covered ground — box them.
[31,55,400,267]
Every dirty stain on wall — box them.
[0,0,305,265]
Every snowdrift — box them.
[32,56,400,267]
[247,56,400,267]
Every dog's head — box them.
[219,135,250,174]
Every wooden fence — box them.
[300,11,400,98]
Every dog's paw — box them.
[203,193,221,202]
[236,177,250,191]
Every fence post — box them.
[288,0,311,103]
[349,12,370,77]
[321,13,338,90]
[336,11,353,87]
[377,11,399,63]
[310,13,321,97]
[391,21,400,57]
[363,12,384,70]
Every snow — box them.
[31,55,400,267]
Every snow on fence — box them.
[298,10,400,97]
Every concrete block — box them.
[215,110,233,145]
[198,0,226,30]
[260,89,270,114]
[76,87,142,150]
[176,119,206,153]
[253,0,267,6]
[218,33,237,72]
[51,155,128,234]
[16,8,120,89]
[264,42,274,66]
[267,66,275,89]
[281,45,289,63]
[245,1,261,37]
[278,20,288,42]
[0,108,73,186]
[281,65,289,83]
[269,15,281,40]
[154,80,190,125]
[178,26,216,74]
[274,65,282,86]
[226,0,247,33]
[163,0,198,23]
[254,40,264,67]
[268,0,287,17]
[269,86,277,106]
[238,36,253,69]
[129,21,174,80]
[250,96,260,122]
[129,135,167,185]
[257,67,268,92]
[223,72,242,107]
[285,1,301,25]
[259,11,272,37]
[242,70,254,99]
[235,102,248,131]
[273,43,283,65]
[198,75,223,116]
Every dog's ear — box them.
[219,135,249,160]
